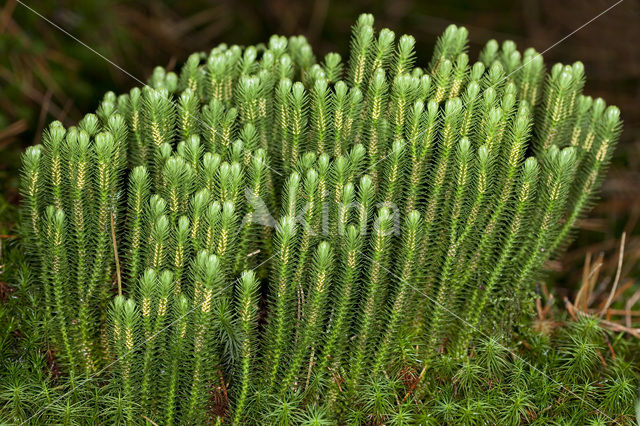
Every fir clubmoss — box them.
[15,13,629,424]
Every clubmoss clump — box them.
[15,13,630,424]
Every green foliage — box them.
[408,317,638,425]
[13,13,635,424]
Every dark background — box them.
[1,0,638,306]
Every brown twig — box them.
[599,232,625,318]
[596,279,635,317]
[0,0,16,35]
[598,318,640,339]
[0,119,27,148]
[218,369,229,408]
[585,308,640,317]
[141,415,159,426]
[536,297,544,320]
[575,252,603,310]
[625,288,640,328]
[401,364,427,404]
[576,251,592,309]
[110,212,122,296]
[328,364,344,393]
[304,346,315,392]
[587,252,605,307]
[603,334,616,360]
[542,294,553,318]
[565,298,640,338]
[565,297,577,320]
